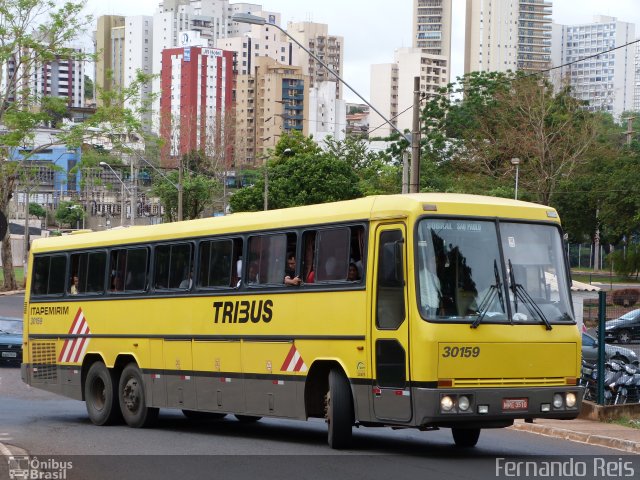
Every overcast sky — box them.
[84,0,640,103]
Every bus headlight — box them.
[458,395,471,412]
[566,392,577,408]
[440,395,454,412]
[553,393,564,409]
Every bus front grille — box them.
[452,377,566,388]
[31,342,57,381]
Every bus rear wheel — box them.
[452,427,481,447]
[119,363,159,428]
[84,362,121,426]
[325,369,354,449]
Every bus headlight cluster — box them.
[440,394,473,413]
[550,392,578,410]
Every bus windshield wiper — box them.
[471,260,505,329]
[508,259,552,330]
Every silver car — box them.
[582,332,638,365]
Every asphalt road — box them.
[0,367,637,480]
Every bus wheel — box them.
[119,363,159,428]
[234,415,261,422]
[183,410,226,420]
[325,369,354,449]
[452,427,481,447]
[84,362,121,426]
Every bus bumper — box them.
[413,386,583,428]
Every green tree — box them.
[230,132,362,212]
[55,201,84,228]
[28,203,46,220]
[0,0,92,289]
[84,75,94,101]
[151,163,220,222]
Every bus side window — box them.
[154,243,192,290]
[247,234,287,285]
[69,252,106,295]
[31,255,67,297]
[110,248,148,293]
[197,238,241,289]
[315,228,349,282]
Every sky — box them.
[82,0,640,103]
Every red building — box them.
[159,46,235,167]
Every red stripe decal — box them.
[280,344,296,371]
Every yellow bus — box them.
[21,193,582,449]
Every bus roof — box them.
[30,193,559,254]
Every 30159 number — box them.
[441,346,480,358]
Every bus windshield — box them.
[416,218,574,326]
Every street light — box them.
[510,158,521,200]
[99,162,134,226]
[231,13,419,189]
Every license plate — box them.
[502,398,528,410]
[2,351,17,358]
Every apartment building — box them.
[286,21,344,99]
[159,46,235,167]
[308,81,347,145]
[552,16,635,118]
[413,0,452,69]
[235,57,309,166]
[465,0,553,74]
[370,48,448,138]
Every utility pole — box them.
[624,116,635,146]
[410,76,421,193]
[177,155,183,221]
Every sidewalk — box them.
[512,418,640,454]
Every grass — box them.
[608,417,640,430]
[572,272,640,285]
[0,266,24,288]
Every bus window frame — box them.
[151,241,194,293]
[30,254,68,298]
[69,249,108,297]
[108,246,150,295]
[194,236,243,292]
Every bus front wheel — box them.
[325,369,354,449]
[84,362,121,426]
[452,427,481,447]
[118,363,159,428]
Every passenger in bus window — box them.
[179,268,193,289]
[303,232,316,283]
[347,263,360,281]
[284,252,302,286]
[247,262,259,283]
[69,275,80,295]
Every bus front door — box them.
[371,223,412,423]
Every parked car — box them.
[582,332,638,365]
[0,328,22,367]
[605,309,640,344]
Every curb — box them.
[511,422,640,454]
[0,290,24,296]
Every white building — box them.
[413,0,452,82]
[465,0,553,74]
[634,40,640,112]
[124,16,154,127]
[286,21,345,99]
[552,16,635,119]
[219,10,291,76]
[370,48,448,138]
[308,81,346,146]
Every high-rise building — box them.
[286,22,344,99]
[308,81,347,145]
[94,15,125,104]
[465,0,552,74]
[413,0,452,64]
[219,11,293,76]
[552,16,635,118]
[633,40,640,112]
[94,15,153,124]
[235,57,309,166]
[370,48,448,137]
[159,46,235,167]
